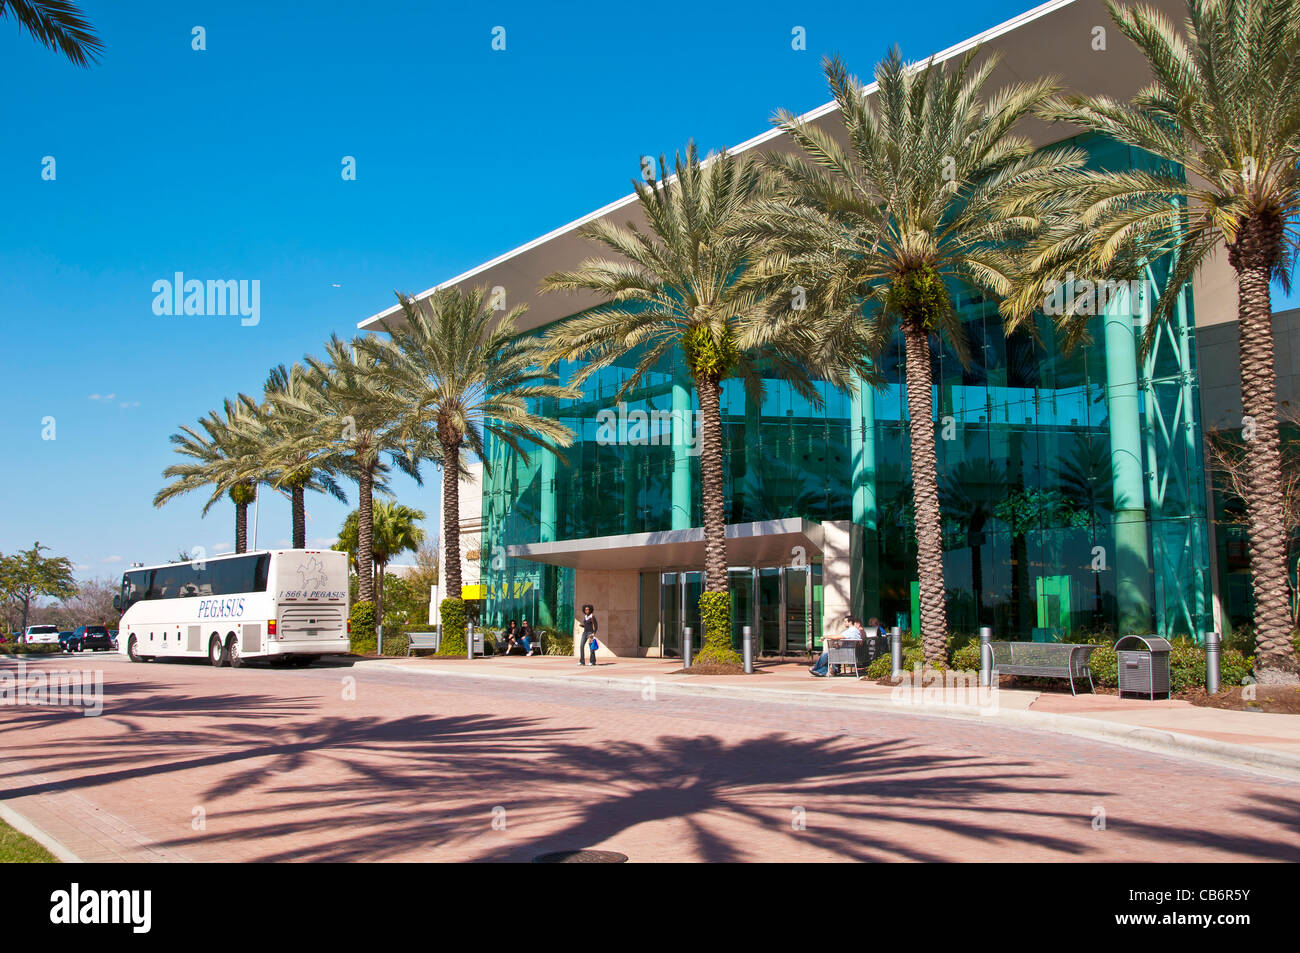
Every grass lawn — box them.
[0,817,58,863]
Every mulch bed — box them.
[670,663,763,675]
[1185,685,1300,715]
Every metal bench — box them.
[826,638,862,677]
[989,641,1099,695]
[406,631,440,656]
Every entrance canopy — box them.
[505,518,824,572]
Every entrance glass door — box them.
[784,566,811,654]
[758,568,782,653]
[660,572,680,657]
[660,570,703,657]
[728,568,756,652]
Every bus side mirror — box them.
[112,595,121,611]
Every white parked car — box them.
[23,625,60,645]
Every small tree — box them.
[1,542,77,635]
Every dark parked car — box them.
[61,625,115,653]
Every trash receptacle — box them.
[1115,635,1172,699]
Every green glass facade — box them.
[479,133,1214,645]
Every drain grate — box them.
[533,849,628,864]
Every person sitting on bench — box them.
[810,616,861,677]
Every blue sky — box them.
[2,0,1296,582]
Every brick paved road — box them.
[1,654,1297,862]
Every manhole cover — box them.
[533,849,628,864]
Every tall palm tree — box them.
[1006,0,1300,683]
[154,397,268,553]
[744,51,1071,662]
[245,363,350,548]
[301,335,422,608]
[1,0,100,66]
[363,287,575,611]
[541,143,866,664]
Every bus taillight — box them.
[267,620,277,637]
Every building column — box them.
[671,376,693,530]
[850,374,880,620]
[1104,285,1154,633]
[538,407,558,629]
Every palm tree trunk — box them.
[234,502,248,554]
[903,323,948,663]
[358,465,375,605]
[292,483,306,549]
[696,374,729,592]
[1231,217,1299,685]
[442,442,463,597]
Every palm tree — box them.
[2,0,101,66]
[744,51,1071,662]
[541,143,865,664]
[154,397,268,553]
[363,287,575,612]
[301,336,422,608]
[1005,0,1300,683]
[245,363,350,548]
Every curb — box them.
[0,800,82,863]
[360,660,1300,782]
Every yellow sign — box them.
[461,584,486,600]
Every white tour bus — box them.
[115,549,350,667]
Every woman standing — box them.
[578,604,598,666]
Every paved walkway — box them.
[1,653,1297,863]
[369,655,1300,767]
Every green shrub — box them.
[1220,648,1252,687]
[376,620,409,657]
[0,643,62,656]
[1089,644,1118,687]
[696,590,741,665]
[950,641,981,672]
[538,628,573,656]
[865,655,893,679]
[1224,625,1255,656]
[349,600,377,653]
[438,598,467,655]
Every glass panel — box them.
[683,572,703,655]
[785,567,810,653]
[728,568,754,651]
[639,572,659,649]
[661,573,680,657]
[758,568,781,654]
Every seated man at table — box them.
[810,616,862,677]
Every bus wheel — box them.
[127,636,144,663]
[226,635,242,669]
[208,635,226,668]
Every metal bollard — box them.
[467,625,473,660]
[979,626,992,688]
[683,626,693,668]
[377,623,383,657]
[743,625,753,674]
[1206,630,1221,694]
[890,626,902,678]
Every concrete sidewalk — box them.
[361,654,1300,781]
